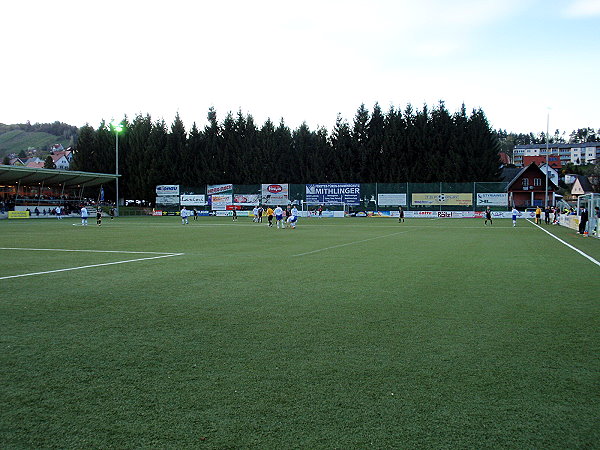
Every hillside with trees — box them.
[0,121,78,159]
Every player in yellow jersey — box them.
[266,207,274,227]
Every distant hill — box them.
[0,122,77,160]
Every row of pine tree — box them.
[71,102,502,201]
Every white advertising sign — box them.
[234,194,261,205]
[476,193,508,206]
[211,194,232,210]
[180,194,206,206]
[155,196,179,205]
[207,184,233,195]
[261,184,289,205]
[156,185,180,196]
[377,193,407,206]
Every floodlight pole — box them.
[115,128,119,216]
[545,111,549,209]
[112,120,122,216]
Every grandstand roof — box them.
[0,165,119,187]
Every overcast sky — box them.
[2,0,599,135]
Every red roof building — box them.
[503,162,558,208]
[522,155,562,168]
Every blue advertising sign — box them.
[306,183,361,205]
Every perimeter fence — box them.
[157,182,511,212]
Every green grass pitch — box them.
[1,216,599,448]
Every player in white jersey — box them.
[181,206,189,225]
[274,206,284,228]
[80,206,89,226]
[252,206,259,222]
[511,207,519,227]
[287,206,299,228]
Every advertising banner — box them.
[306,183,360,206]
[261,184,289,205]
[156,185,180,196]
[476,193,508,206]
[152,210,163,216]
[207,184,233,195]
[180,194,206,206]
[377,193,407,206]
[234,194,261,205]
[155,196,179,205]
[8,211,29,219]
[411,193,473,206]
[211,194,232,210]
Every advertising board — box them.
[8,211,29,219]
[412,193,472,206]
[180,194,206,206]
[156,185,180,196]
[306,183,360,205]
[377,193,407,206]
[261,184,289,205]
[211,194,232,210]
[476,193,508,206]
[207,184,233,195]
[155,196,179,205]
[234,194,261,206]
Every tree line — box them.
[71,102,503,201]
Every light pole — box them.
[111,120,123,216]
[544,110,550,209]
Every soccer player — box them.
[181,206,189,225]
[274,205,284,228]
[232,209,237,222]
[266,206,274,227]
[511,207,519,227]
[484,207,492,226]
[55,206,62,220]
[398,206,404,223]
[252,206,259,222]
[535,206,541,224]
[287,205,299,229]
[80,206,89,226]
[96,207,102,226]
[258,206,263,223]
[109,207,115,220]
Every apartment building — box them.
[513,142,599,166]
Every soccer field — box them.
[1,216,599,448]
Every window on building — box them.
[522,178,529,187]
[534,178,542,186]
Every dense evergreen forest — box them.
[72,102,504,201]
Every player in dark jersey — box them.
[484,207,492,226]
[96,207,103,226]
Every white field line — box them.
[0,250,184,281]
[526,219,600,268]
[0,247,177,255]
[293,231,411,257]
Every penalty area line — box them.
[293,231,411,257]
[0,247,178,255]
[526,219,600,268]
[0,253,184,281]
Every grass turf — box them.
[1,216,599,448]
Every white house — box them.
[51,154,70,170]
[538,163,559,186]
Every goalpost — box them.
[302,201,348,218]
